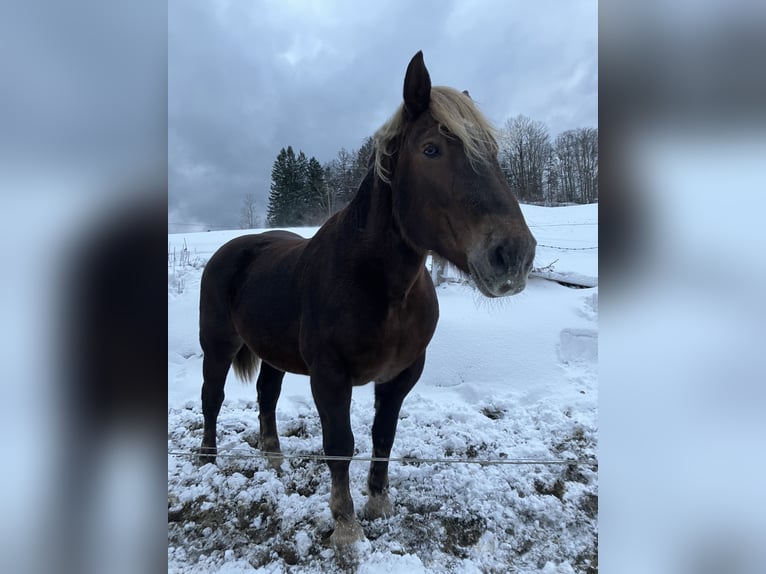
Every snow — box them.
[168,203,597,573]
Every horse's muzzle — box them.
[468,235,536,298]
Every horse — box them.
[198,51,536,545]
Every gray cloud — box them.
[168,0,597,231]
[0,0,166,177]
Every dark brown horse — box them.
[198,51,536,545]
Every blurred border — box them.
[600,1,766,573]
[2,1,766,573]
[0,1,167,573]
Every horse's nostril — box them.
[489,242,511,272]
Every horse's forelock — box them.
[373,86,498,183]
[429,86,499,168]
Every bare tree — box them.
[322,147,358,216]
[575,127,598,203]
[555,131,577,203]
[542,154,561,206]
[498,115,553,203]
[239,193,260,229]
[554,128,598,204]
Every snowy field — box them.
[168,204,598,573]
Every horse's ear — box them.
[403,51,431,119]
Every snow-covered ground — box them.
[168,203,598,573]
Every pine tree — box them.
[267,147,291,227]
[304,157,326,223]
[268,147,330,226]
[291,151,310,225]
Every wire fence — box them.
[168,447,598,468]
[537,244,598,251]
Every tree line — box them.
[249,115,597,228]
[262,138,374,228]
[500,116,598,205]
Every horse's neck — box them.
[342,169,427,300]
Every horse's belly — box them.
[351,318,436,385]
[233,313,309,375]
[259,348,309,376]
[353,345,424,386]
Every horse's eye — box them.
[423,144,440,158]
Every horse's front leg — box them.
[309,368,364,545]
[364,354,425,520]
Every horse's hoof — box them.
[198,445,217,466]
[260,437,283,469]
[330,518,365,546]
[265,451,284,470]
[362,493,393,520]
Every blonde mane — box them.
[373,86,499,183]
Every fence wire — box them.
[168,447,597,468]
[537,244,598,251]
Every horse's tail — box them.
[232,344,260,383]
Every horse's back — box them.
[201,230,305,300]
[200,230,309,372]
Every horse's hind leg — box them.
[256,362,285,468]
[199,338,241,465]
[364,354,425,520]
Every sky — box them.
[168,0,597,232]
